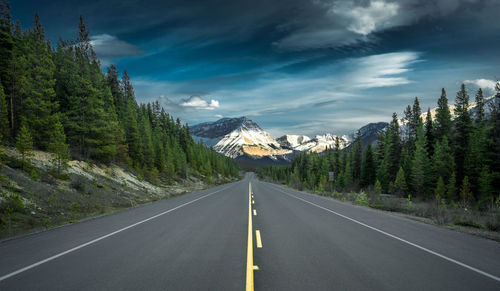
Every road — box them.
[1,173,499,290]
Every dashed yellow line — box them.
[246,182,256,291]
[256,230,263,248]
[253,210,257,216]
[252,200,255,204]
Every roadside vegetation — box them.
[258,84,500,236]
[0,2,239,239]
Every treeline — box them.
[0,2,238,182]
[259,84,500,210]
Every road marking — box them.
[270,184,500,283]
[256,230,263,248]
[246,182,255,291]
[0,185,232,282]
[252,200,255,204]
[253,210,257,216]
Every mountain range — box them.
[191,117,351,165]
[191,94,499,165]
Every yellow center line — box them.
[253,209,257,216]
[252,200,255,204]
[256,230,263,248]
[246,182,255,291]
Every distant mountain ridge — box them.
[191,117,348,163]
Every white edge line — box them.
[269,184,500,283]
[0,185,231,282]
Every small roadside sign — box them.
[329,172,334,181]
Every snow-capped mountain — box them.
[191,117,348,162]
[191,117,291,159]
[277,134,349,152]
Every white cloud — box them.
[180,96,220,110]
[215,114,223,118]
[338,1,399,35]
[90,34,144,58]
[464,79,497,92]
[349,52,420,88]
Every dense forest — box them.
[259,84,500,211]
[0,2,239,183]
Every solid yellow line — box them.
[256,230,262,248]
[253,209,257,216]
[246,182,254,291]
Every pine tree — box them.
[0,82,9,141]
[460,176,473,207]
[409,97,422,146]
[477,166,492,210]
[434,176,446,202]
[434,88,452,140]
[48,119,70,174]
[374,179,382,194]
[424,108,434,157]
[360,144,375,188]
[0,0,13,92]
[20,13,58,149]
[16,123,33,170]
[411,127,429,198]
[453,83,472,185]
[447,172,457,201]
[384,113,401,182]
[393,167,408,196]
[431,136,454,188]
[474,88,484,124]
[352,130,362,180]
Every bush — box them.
[355,191,369,206]
[0,192,25,212]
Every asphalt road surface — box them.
[1,173,499,290]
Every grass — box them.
[261,176,500,235]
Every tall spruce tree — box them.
[0,82,9,141]
[20,13,58,150]
[352,130,362,180]
[411,127,429,198]
[474,88,485,124]
[360,144,375,188]
[424,108,434,156]
[453,83,472,186]
[434,88,452,140]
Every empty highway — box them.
[1,173,499,290]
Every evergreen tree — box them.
[477,166,492,210]
[460,176,473,206]
[447,172,457,201]
[431,136,454,188]
[474,88,484,124]
[434,88,452,140]
[360,144,375,188]
[0,82,9,141]
[434,176,446,202]
[411,127,429,198]
[393,167,408,196]
[374,179,382,194]
[20,13,58,149]
[0,0,13,92]
[384,113,401,182]
[424,108,434,156]
[453,83,472,185]
[352,130,362,180]
[16,123,33,169]
[48,119,70,173]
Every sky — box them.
[11,0,500,137]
